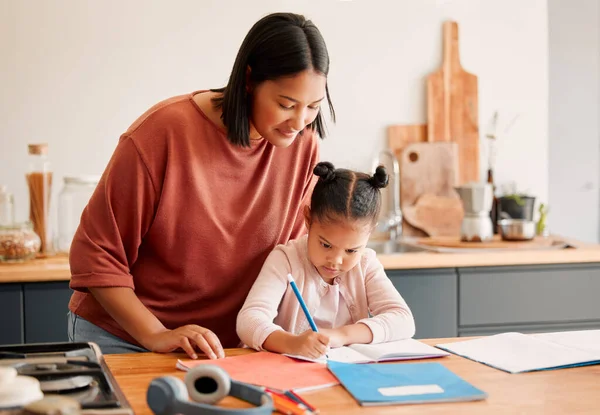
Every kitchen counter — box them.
[2,237,600,283]
[104,337,600,415]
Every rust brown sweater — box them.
[68,91,319,348]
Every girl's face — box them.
[304,208,373,284]
[249,69,327,147]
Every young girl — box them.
[237,162,416,359]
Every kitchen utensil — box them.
[455,183,494,242]
[399,142,461,236]
[402,193,463,237]
[387,124,428,237]
[498,195,536,220]
[427,21,480,184]
[498,219,536,241]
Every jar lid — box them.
[0,221,33,231]
[28,143,48,155]
[63,175,101,185]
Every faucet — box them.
[371,149,402,241]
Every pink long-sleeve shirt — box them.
[236,235,416,350]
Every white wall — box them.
[548,0,599,243]
[1,0,548,230]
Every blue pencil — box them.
[287,273,319,332]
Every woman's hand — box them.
[141,325,225,360]
[288,330,330,359]
[318,328,348,348]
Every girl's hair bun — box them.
[313,161,336,183]
[369,165,389,189]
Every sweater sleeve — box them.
[236,248,291,350]
[69,136,157,292]
[356,250,416,343]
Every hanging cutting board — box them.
[399,142,462,236]
[427,21,480,184]
[387,124,428,237]
[388,124,428,157]
[403,193,463,237]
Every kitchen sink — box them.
[366,240,428,254]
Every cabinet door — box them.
[24,282,72,343]
[459,263,600,330]
[387,269,458,339]
[0,284,24,345]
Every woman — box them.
[68,12,335,359]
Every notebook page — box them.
[532,330,600,356]
[285,346,371,363]
[436,332,600,373]
[350,338,450,361]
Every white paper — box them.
[350,338,450,361]
[532,329,600,355]
[437,331,600,373]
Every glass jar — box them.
[26,143,53,255]
[0,222,42,262]
[56,175,100,254]
[0,185,14,226]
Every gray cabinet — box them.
[0,281,71,345]
[24,282,72,343]
[0,284,24,345]
[386,262,600,339]
[457,263,600,336]
[387,269,458,339]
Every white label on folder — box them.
[378,384,444,396]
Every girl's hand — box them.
[289,330,330,359]
[142,325,225,360]
[318,328,348,348]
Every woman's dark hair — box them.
[310,161,389,227]
[212,12,335,147]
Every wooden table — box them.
[104,337,600,415]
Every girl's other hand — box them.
[290,330,330,359]
[142,325,225,360]
[318,328,347,348]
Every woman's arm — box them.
[70,137,223,359]
[90,287,223,359]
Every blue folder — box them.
[327,361,487,406]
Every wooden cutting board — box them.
[414,235,565,250]
[400,142,459,205]
[399,142,461,236]
[427,21,480,184]
[388,124,429,237]
[402,193,463,237]
[388,124,428,157]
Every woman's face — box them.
[249,69,327,147]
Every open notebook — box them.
[436,329,600,374]
[286,338,449,364]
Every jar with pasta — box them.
[0,222,41,262]
[26,143,53,255]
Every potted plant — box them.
[498,193,536,221]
